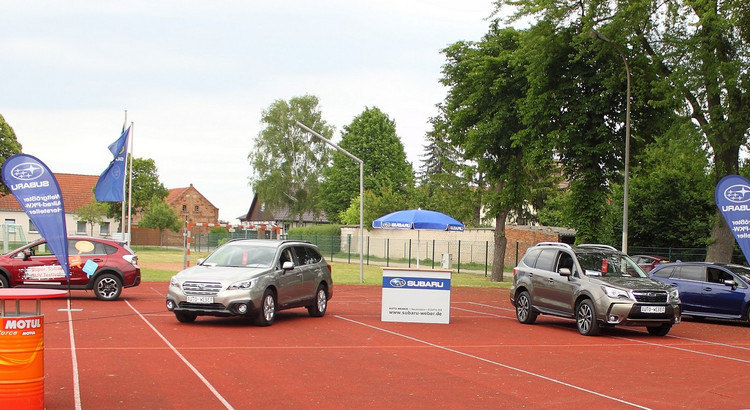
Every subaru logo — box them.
[724,184,750,203]
[389,278,406,288]
[11,163,44,181]
[648,292,655,297]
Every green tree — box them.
[496,0,750,260]
[417,112,484,227]
[0,114,23,195]
[320,107,414,223]
[249,95,332,223]
[339,187,412,228]
[105,157,169,223]
[439,26,553,281]
[139,197,182,247]
[625,121,714,248]
[75,198,108,236]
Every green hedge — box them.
[288,225,341,237]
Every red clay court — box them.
[28,283,750,408]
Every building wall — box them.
[0,210,120,244]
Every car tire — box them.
[576,299,600,336]
[255,288,276,326]
[0,274,8,288]
[175,311,197,323]
[93,273,122,301]
[515,290,538,324]
[307,284,328,317]
[646,324,672,336]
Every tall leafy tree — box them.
[75,197,108,236]
[249,95,332,222]
[0,113,23,195]
[139,197,182,247]
[319,107,414,223]
[418,112,484,226]
[496,0,750,261]
[440,26,548,281]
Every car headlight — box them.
[601,285,632,300]
[228,278,256,290]
[668,287,680,303]
[169,276,181,289]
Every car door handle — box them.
[703,287,713,292]
[528,273,533,278]
[548,278,554,283]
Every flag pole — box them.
[120,110,128,237]
[127,121,134,247]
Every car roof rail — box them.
[535,242,573,250]
[576,244,618,251]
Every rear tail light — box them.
[512,267,518,276]
[327,264,332,274]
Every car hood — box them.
[597,276,672,291]
[173,265,270,283]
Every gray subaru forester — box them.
[510,242,680,336]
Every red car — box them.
[0,236,141,300]
[632,254,669,273]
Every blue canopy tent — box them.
[372,209,465,268]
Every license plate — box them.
[187,296,214,304]
[641,305,665,314]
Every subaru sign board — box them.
[716,174,750,265]
[381,268,451,324]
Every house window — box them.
[76,221,87,234]
[5,219,15,233]
[100,222,110,236]
[182,205,187,212]
[28,220,38,232]
[194,205,199,212]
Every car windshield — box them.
[201,243,275,268]
[576,250,646,278]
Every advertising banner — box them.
[381,268,451,324]
[715,174,750,264]
[1,154,69,279]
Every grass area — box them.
[135,247,512,288]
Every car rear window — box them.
[673,265,706,282]
[534,249,558,271]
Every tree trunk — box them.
[705,210,734,263]
[705,143,739,262]
[491,210,508,282]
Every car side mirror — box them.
[559,267,571,277]
[282,261,294,271]
[724,279,737,289]
[197,258,205,265]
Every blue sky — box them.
[1,1,505,222]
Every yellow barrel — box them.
[0,315,45,410]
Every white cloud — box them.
[1,0,498,221]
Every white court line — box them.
[613,336,750,364]
[124,300,234,410]
[334,315,651,410]
[458,304,750,363]
[66,298,82,410]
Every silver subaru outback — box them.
[166,239,333,326]
[510,242,680,336]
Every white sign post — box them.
[381,268,451,324]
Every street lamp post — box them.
[591,29,631,255]
[296,121,365,283]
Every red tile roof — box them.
[0,173,100,212]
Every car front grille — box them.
[633,290,668,303]
[183,281,223,296]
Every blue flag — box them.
[1,154,70,279]
[715,175,750,264]
[94,126,130,202]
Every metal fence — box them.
[167,233,748,274]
